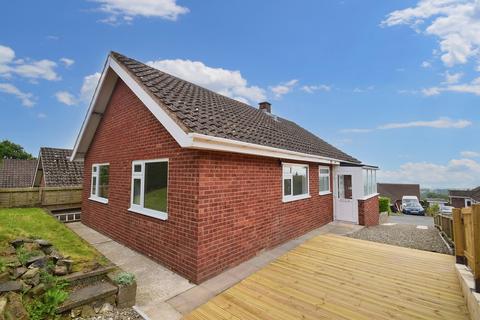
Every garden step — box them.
[60,265,117,284]
[57,281,118,313]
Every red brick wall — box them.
[82,78,334,284]
[358,195,379,226]
[82,79,201,281]
[451,197,466,208]
[196,152,333,282]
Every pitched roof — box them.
[39,148,83,187]
[449,187,480,201]
[377,183,421,203]
[0,159,37,188]
[109,52,360,164]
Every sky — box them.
[1,0,479,189]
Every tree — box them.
[0,140,34,159]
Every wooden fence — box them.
[0,186,83,209]
[434,214,454,244]
[453,204,480,293]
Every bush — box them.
[113,272,135,287]
[379,197,391,214]
[426,204,440,216]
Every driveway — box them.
[388,214,434,226]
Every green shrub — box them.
[113,272,135,287]
[426,204,440,217]
[27,276,69,320]
[379,197,391,214]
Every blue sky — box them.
[1,0,479,188]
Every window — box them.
[90,163,109,203]
[283,163,309,202]
[363,168,377,196]
[129,159,169,220]
[319,166,331,195]
[338,175,352,199]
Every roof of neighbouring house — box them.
[100,52,360,164]
[38,147,84,187]
[449,187,480,201]
[0,159,38,188]
[377,183,421,203]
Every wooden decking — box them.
[185,234,469,320]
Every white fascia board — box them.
[188,133,341,164]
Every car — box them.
[402,195,425,215]
[439,203,453,214]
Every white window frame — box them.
[319,166,331,195]
[89,163,109,204]
[128,158,169,220]
[363,168,377,197]
[282,163,310,203]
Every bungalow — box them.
[449,187,480,208]
[71,52,380,283]
[33,147,84,187]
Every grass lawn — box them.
[0,207,105,271]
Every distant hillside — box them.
[421,188,449,200]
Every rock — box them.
[10,267,27,279]
[5,292,28,320]
[99,302,114,314]
[30,283,45,296]
[21,267,39,279]
[29,256,49,269]
[9,239,25,248]
[4,256,20,268]
[92,300,103,313]
[25,253,45,266]
[81,304,96,317]
[0,273,9,284]
[0,296,7,317]
[34,239,51,247]
[19,280,31,292]
[53,265,68,276]
[0,281,21,293]
[70,307,82,318]
[57,259,74,273]
[24,273,39,287]
[23,242,40,252]
[3,246,16,256]
[49,248,63,262]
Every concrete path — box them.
[388,214,434,226]
[68,221,362,320]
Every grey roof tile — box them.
[40,148,83,187]
[0,159,37,188]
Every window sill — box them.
[358,193,379,201]
[128,206,168,221]
[319,191,332,196]
[88,196,108,204]
[282,194,311,203]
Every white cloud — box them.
[94,0,189,24]
[443,71,463,84]
[60,58,75,67]
[0,44,59,80]
[55,91,77,106]
[378,158,480,188]
[0,83,35,107]
[340,128,372,134]
[353,85,374,93]
[270,79,298,99]
[301,84,331,93]
[461,151,480,158]
[382,1,480,67]
[379,117,471,129]
[422,86,442,96]
[423,76,480,96]
[421,61,432,68]
[147,59,265,104]
[80,72,101,102]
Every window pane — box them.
[98,165,109,199]
[284,178,292,196]
[134,164,142,172]
[93,166,97,173]
[144,162,168,212]
[133,178,141,205]
[91,176,97,195]
[320,168,329,175]
[320,176,329,192]
[292,167,307,196]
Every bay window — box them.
[283,163,309,202]
[90,163,109,203]
[129,159,169,220]
[319,166,331,195]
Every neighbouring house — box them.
[449,187,480,208]
[70,52,380,283]
[377,183,421,211]
[425,198,449,208]
[33,147,84,187]
[0,159,38,188]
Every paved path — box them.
[388,214,434,226]
[68,221,362,320]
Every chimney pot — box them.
[259,101,271,113]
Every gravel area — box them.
[346,224,451,254]
[72,308,143,320]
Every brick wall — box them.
[82,79,201,281]
[82,78,334,283]
[451,197,466,208]
[358,195,379,226]
[196,152,333,282]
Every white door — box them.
[334,167,358,223]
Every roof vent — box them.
[259,101,271,113]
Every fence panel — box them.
[0,186,82,208]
